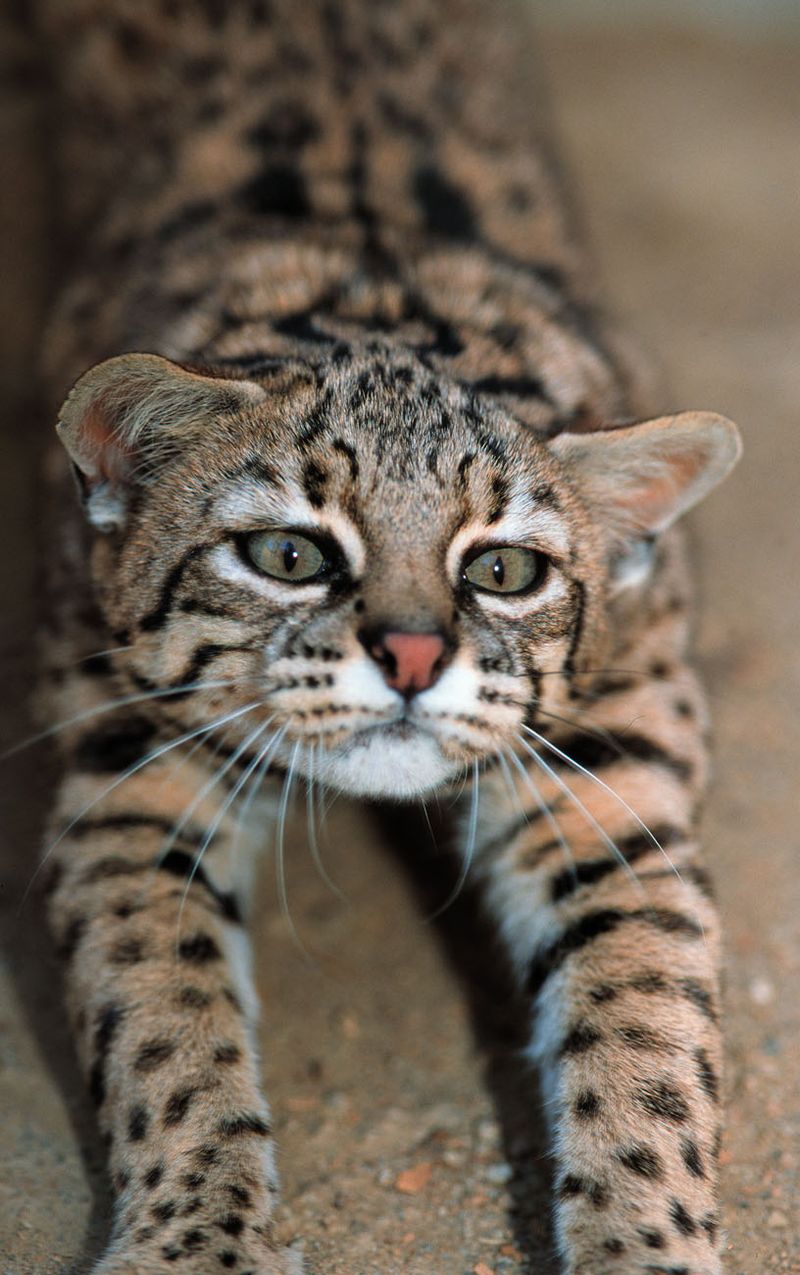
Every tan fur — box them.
[33,2,740,1271]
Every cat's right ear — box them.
[56,353,267,532]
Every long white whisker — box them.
[306,742,347,903]
[521,723,686,886]
[229,722,289,862]
[155,716,271,870]
[275,740,312,959]
[427,757,480,921]
[3,678,245,759]
[175,719,279,945]
[516,734,643,895]
[22,700,263,911]
[505,746,574,871]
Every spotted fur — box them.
[33,2,740,1272]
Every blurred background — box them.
[1,4,798,1274]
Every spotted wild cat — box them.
[33,1,741,1272]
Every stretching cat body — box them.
[36,1,740,1272]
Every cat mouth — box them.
[345,716,426,750]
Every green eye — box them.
[463,546,547,595]
[246,530,329,582]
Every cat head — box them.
[57,346,740,799]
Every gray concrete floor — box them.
[1,21,798,1275]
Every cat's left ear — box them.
[57,353,267,532]
[550,410,741,537]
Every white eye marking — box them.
[213,482,366,575]
[209,543,330,600]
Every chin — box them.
[314,725,463,799]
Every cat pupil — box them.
[283,541,299,573]
[493,555,505,586]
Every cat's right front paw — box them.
[92,1242,304,1275]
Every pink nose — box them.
[372,631,447,695]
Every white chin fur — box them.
[315,730,460,799]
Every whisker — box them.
[275,740,313,960]
[305,742,347,903]
[155,715,271,871]
[175,718,279,945]
[533,705,627,754]
[515,734,644,896]
[521,723,689,891]
[505,745,574,872]
[229,722,289,863]
[427,757,480,921]
[2,678,247,760]
[22,700,263,912]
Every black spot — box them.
[413,164,477,240]
[218,1113,271,1137]
[178,933,222,963]
[574,1089,601,1118]
[213,1043,241,1065]
[74,717,157,772]
[700,1212,718,1243]
[669,1199,696,1236]
[558,1175,584,1198]
[239,164,310,217]
[179,986,213,1009]
[548,731,692,783]
[302,459,328,507]
[680,1137,705,1178]
[216,1215,244,1236]
[616,1024,672,1052]
[695,1048,720,1102]
[156,201,218,244]
[589,984,617,1004]
[557,1176,607,1208]
[164,1087,198,1126]
[472,373,550,402]
[59,915,87,961]
[89,1004,125,1106]
[615,1144,663,1180]
[226,1184,251,1206]
[630,971,669,993]
[560,1021,603,1057]
[679,978,717,1023]
[674,698,694,718]
[143,1162,164,1189]
[635,1079,690,1122]
[639,1228,665,1249]
[115,1169,130,1192]
[128,1104,149,1141]
[182,1228,208,1252]
[161,1245,182,1263]
[135,1039,176,1072]
[152,1199,178,1223]
[248,101,320,149]
[82,653,114,677]
[219,1252,238,1268]
[182,1172,206,1189]
[193,1144,221,1166]
[80,857,145,884]
[110,937,147,965]
[603,1238,626,1254]
[182,1197,204,1216]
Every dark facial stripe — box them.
[139,544,214,633]
[527,906,703,995]
[563,580,586,685]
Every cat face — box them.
[58,348,740,799]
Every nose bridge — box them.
[360,539,453,635]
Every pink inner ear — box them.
[614,448,706,529]
[82,399,136,484]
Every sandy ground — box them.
[1,19,798,1275]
